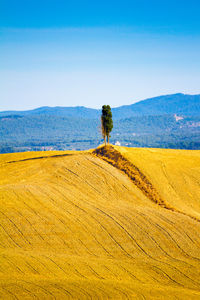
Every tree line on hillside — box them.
[1,105,200,153]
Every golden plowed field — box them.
[0,147,200,299]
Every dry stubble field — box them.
[0,146,200,299]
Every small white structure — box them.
[174,114,183,122]
[115,141,121,146]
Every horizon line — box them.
[0,92,199,113]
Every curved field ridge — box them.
[117,146,200,221]
[93,146,168,207]
[0,148,200,299]
[93,145,200,222]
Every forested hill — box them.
[1,93,200,153]
[112,93,200,118]
[0,106,100,119]
[1,93,200,119]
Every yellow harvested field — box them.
[117,146,200,220]
[0,147,200,299]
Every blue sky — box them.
[1,0,200,110]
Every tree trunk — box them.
[107,135,109,144]
[104,135,107,146]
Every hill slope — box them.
[117,146,200,220]
[0,147,200,299]
[1,93,200,154]
[112,93,200,118]
[1,93,200,118]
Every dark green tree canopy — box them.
[101,105,113,145]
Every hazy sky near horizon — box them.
[1,0,200,110]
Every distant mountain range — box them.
[1,93,200,153]
[113,93,200,118]
[1,93,200,119]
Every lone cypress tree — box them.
[101,105,113,145]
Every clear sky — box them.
[1,0,200,110]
